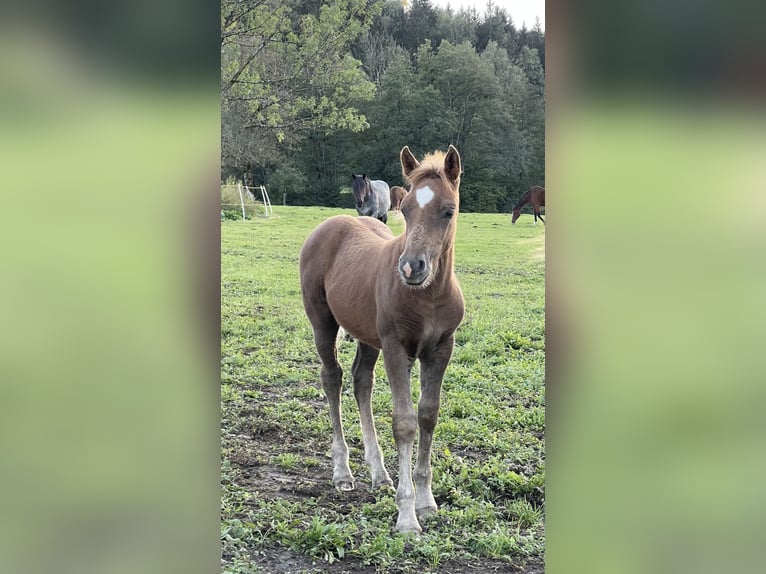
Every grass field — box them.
[221,206,545,573]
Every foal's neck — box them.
[430,237,456,296]
[514,192,530,211]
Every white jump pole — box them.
[236,182,246,221]
[260,185,272,217]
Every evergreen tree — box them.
[402,0,440,53]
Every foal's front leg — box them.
[414,336,454,520]
[382,341,419,534]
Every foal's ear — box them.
[444,145,462,184]
[400,146,420,178]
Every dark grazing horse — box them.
[301,146,465,534]
[351,174,391,223]
[390,185,407,212]
[511,185,545,225]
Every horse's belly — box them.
[326,289,382,349]
[305,215,394,349]
[324,250,385,349]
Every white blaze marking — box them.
[415,185,434,208]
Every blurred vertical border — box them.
[0,1,220,573]
[547,0,766,573]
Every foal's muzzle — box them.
[398,255,429,286]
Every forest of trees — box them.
[221,0,544,212]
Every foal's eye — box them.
[444,209,455,219]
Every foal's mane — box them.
[402,151,457,190]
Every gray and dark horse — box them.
[302,146,465,534]
[352,174,391,223]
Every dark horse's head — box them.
[397,145,462,288]
[351,174,371,215]
[511,189,530,224]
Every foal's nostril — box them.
[399,256,428,283]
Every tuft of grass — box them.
[507,499,544,528]
[291,515,357,563]
[272,452,301,470]
[466,527,520,558]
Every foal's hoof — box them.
[372,476,394,491]
[394,523,422,537]
[334,480,355,492]
[394,514,422,536]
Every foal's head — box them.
[351,174,370,214]
[511,206,522,224]
[397,145,462,288]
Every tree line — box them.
[222,0,544,212]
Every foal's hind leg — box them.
[309,312,355,491]
[352,342,393,490]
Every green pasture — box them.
[221,206,545,573]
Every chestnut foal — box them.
[300,146,464,534]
